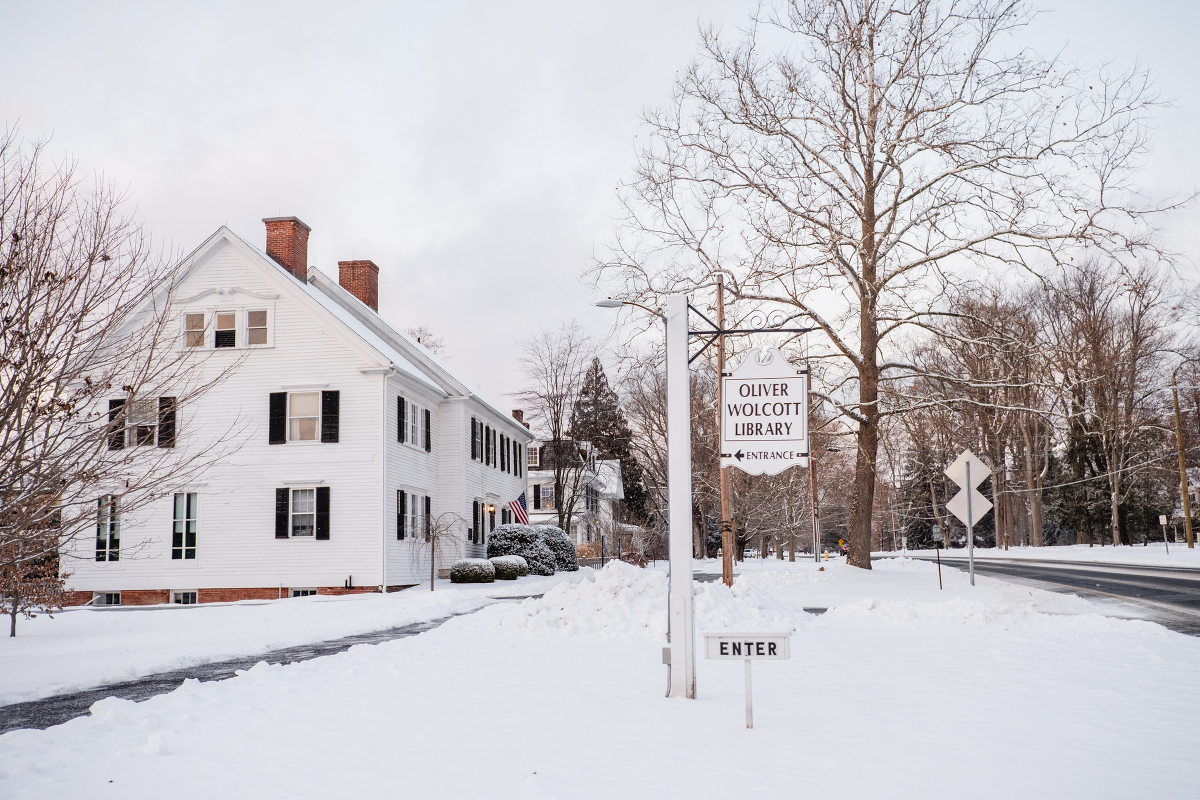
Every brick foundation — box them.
[120,590,170,606]
[62,586,397,605]
[63,591,96,607]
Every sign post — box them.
[720,348,809,474]
[1160,514,1170,555]
[932,525,943,590]
[944,450,992,586]
[704,629,791,728]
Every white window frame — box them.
[172,590,198,605]
[288,393,322,442]
[527,445,540,468]
[290,487,317,537]
[183,312,206,348]
[180,307,274,351]
[402,398,430,452]
[92,592,121,606]
[172,492,199,561]
[291,588,318,597]
[96,495,120,562]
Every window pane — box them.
[216,313,235,330]
[292,488,315,512]
[292,514,315,536]
[248,327,268,345]
[247,310,267,328]
[185,313,205,347]
[290,393,319,417]
[291,418,318,440]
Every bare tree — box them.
[407,513,466,591]
[405,326,446,357]
[515,321,597,534]
[594,0,1164,568]
[0,132,238,633]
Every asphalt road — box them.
[900,554,1200,636]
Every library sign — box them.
[720,347,809,475]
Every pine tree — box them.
[569,358,648,521]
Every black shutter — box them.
[424,408,431,452]
[472,500,479,543]
[315,486,330,540]
[470,418,477,459]
[424,495,431,539]
[269,393,287,445]
[398,491,407,540]
[157,397,177,448]
[275,488,289,538]
[321,391,339,443]
[485,426,491,465]
[108,399,126,450]
[532,485,540,510]
[399,397,407,443]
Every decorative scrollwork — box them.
[746,309,788,330]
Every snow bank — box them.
[896,542,1200,568]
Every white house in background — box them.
[64,216,531,606]
[524,439,624,544]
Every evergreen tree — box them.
[569,358,648,521]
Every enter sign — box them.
[704,629,791,660]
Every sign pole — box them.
[666,294,696,698]
[717,276,734,587]
[744,659,754,729]
[944,449,991,588]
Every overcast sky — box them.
[3,0,1196,407]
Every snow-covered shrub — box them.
[488,524,556,576]
[449,558,495,583]
[534,525,579,572]
[490,555,527,581]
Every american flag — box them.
[509,492,529,525]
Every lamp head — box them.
[594,298,624,308]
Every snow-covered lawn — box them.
[894,541,1200,568]
[0,573,584,706]
[2,559,1197,798]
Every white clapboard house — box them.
[64,217,531,605]
[524,440,625,545]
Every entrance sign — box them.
[720,348,808,474]
[944,449,992,586]
[704,629,791,728]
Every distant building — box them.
[524,439,624,544]
[65,217,531,605]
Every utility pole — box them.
[810,444,820,562]
[1171,372,1195,548]
[718,275,735,586]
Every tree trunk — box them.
[9,588,18,638]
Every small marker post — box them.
[744,659,753,729]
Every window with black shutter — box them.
[108,399,126,450]
[275,488,289,538]
[397,490,407,540]
[424,409,431,452]
[398,397,407,443]
[423,496,431,539]
[320,391,339,443]
[315,486,330,540]
[269,393,287,445]
[157,397,177,448]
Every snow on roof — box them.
[597,459,625,500]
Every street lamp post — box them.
[596,296,696,698]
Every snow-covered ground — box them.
[3,558,1197,798]
[0,572,584,706]
[893,541,1200,568]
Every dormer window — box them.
[215,313,236,348]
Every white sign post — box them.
[720,348,808,474]
[704,629,791,728]
[944,449,992,586]
[665,295,695,698]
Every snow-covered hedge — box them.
[534,525,579,572]
[489,555,528,581]
[488,524,556,576]
[449,558,495,583]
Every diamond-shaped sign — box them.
[945,488,992,527]
[944,449,990,490]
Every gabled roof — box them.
[176,224,529,438]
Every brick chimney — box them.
[337,260,379,311]
[512,409,529,429]
[263,217,310,282]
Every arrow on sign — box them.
[735,450,744,461]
